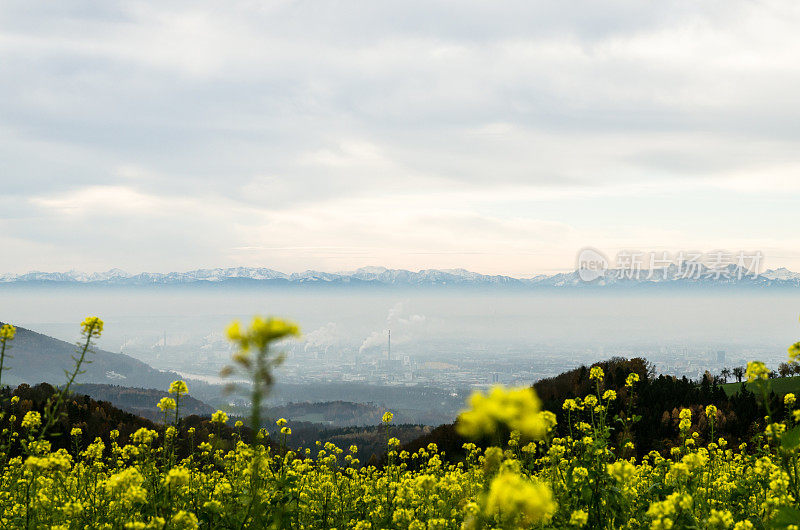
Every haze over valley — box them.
[3,272,798,425]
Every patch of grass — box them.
[721,376,800,397]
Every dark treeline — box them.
[1,383,429,466]
[0,383,256,457]
[72,383,215,423]
[401,357,783,464]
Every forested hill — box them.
[401,357,768,461]
[72,383,216,423]
[0,322,191,391]
[0,383,251,456]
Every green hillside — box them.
[0,322,197,391]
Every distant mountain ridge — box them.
[1,265,799,288]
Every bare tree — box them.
[779,362,793,378]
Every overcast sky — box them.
[2,1,800,276]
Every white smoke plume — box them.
[358,302,426,353]
[359,329,389,353]
[303,322,341,352]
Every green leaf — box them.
[770,506,800,529]
[781,425,800,450]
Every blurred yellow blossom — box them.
[789,342,800,363]
[226,316,300,351]
[607,460,636,483]
[457,386,548,440]
[485,472,556,525]
[746,361,770,382]
[165,467,191,487]
[570,509,589,527]
[211,410,228,424]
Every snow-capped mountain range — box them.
[1,265,799,288]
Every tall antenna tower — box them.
[387,329,391,361]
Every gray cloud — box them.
[1,1,800,273]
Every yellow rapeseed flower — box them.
[106,467,145,504]
[80,316,104,337]
[132,428,158,445]
[0,323,16,340]
[589,366,604,381]
[562,398,579,411]
[485,472,557,525]
[707,509,734,529]
[156,397,176,412]
[171,510,198,529]
[21,410,41,430]
[169,380,188,395]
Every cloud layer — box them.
[2,1,800,274]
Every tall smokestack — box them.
[388,329,391,361]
